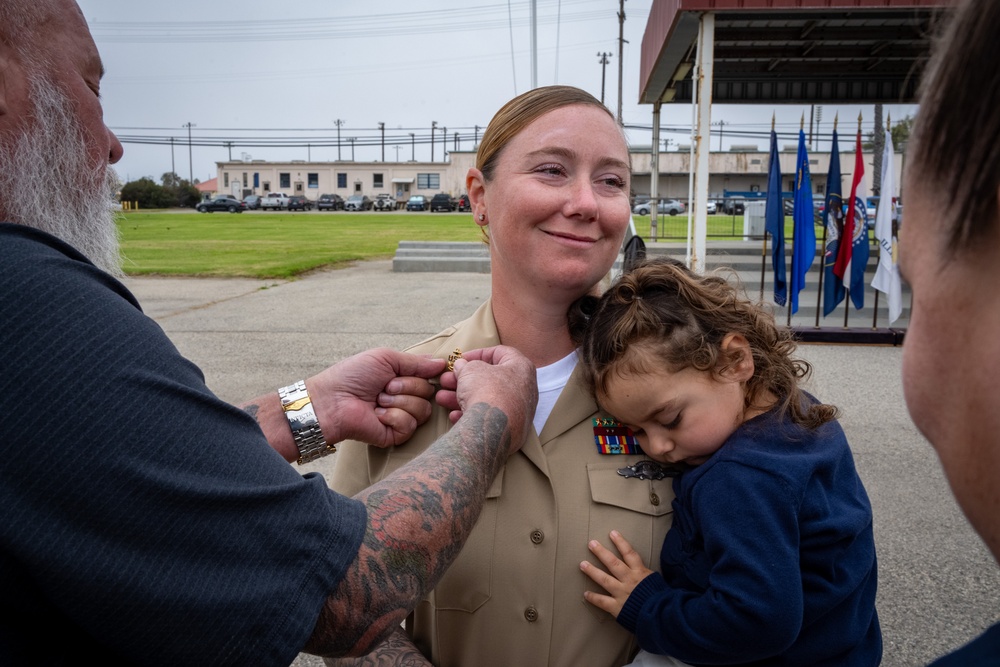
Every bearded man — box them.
[0,2,536,665]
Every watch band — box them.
[278,380,335,465]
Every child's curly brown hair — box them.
[569,257,838,430]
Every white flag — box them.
[871,135,902,323]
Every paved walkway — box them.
[125,260,998,667]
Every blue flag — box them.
[763,129,786,307]
[848,195,870,309]
[790,129,815,315]
[822,131,845,316]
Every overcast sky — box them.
[78,0,917,185]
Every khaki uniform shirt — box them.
[330,300,675,667]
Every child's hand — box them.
[580,530,654,618]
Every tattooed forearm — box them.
[324,627,432,666]
[305,402,511,657]
[242,402,260,424]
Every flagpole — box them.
[787,113,805,329]
[872,112,890,330]
[815,115,836,328]
[815,222,827,328]
[761,114,774,303]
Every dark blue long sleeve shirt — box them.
[617,403,881,666]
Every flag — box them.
[871,134,902,323]
[834,129,870,310]
[789,129,815,315]
[822,130,845,316]
[763,129,787,306]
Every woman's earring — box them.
[478,213,486,222]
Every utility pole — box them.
[431,121,438,162]
[474,125,480,147]
[597,52,611,105]
[378,122,385,162]
[616,0,627,125]
[393,145,401,162]
[714,119,726,151]
[183,122,195,183]
[454,131,459,152]
[225,141,232,161]
[409,133,415,161]
[169,136,175,176]
[334,119,344,161]
[530,0,538,89]
[349,137,355,161]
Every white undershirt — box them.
[533,350,579,435]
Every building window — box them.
[417,173,440,189]
[223,172,229,187]
[242,172,248,187]
[279,173,291,189]
[308,173,319,188]
[750,159,761,165]
[373,173,384,188]
[337,173,347,188]
[263,181,270,192]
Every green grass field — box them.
[117,209,802,278]
[118,210,484,278]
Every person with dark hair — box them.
[0,1,538,664]
[574,258,881,666]
[327,86,672,667]
[900,0,1000,663]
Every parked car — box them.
[430,193,456,212]
[372,194,398,211]
[706,200,717,214]
[721,198,745,215]
[344,194,373,211]
[287,195,313,211]
[317,193,344,211]
[260,192,289,210]
[243,195,261,210]
[456,194,471,212]
[196,197,246,213]
[406,195,430,211]
[632,198,685,216]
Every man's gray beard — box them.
[0,74,124,277]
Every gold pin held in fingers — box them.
[446,348,463,372]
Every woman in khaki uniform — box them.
[327,86,674,667]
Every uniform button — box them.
[524,606,539,622]
[530,529,544,544]
[649,492,660,506]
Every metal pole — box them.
[691,13,714,274]
[531,0,537,89]
[409,133,415,161]
[183,122,195,183]
[170,136,175,176]
[617,0,627,125]
[378,122,385,162]
[431,121,437,162]
[334,119,344,161]
[650,101,661,241]
[598,52,611,105]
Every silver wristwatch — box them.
[278,380,334,464]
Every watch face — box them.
[287,405,318,431]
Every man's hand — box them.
[308,348,446,448]
[436,345,536,455]
[580,530,654,619]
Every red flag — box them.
[834,130,865,282]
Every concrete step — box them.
[391,239,910,338]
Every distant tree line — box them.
[119,172,201,209]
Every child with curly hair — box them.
[571,258,881,666]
